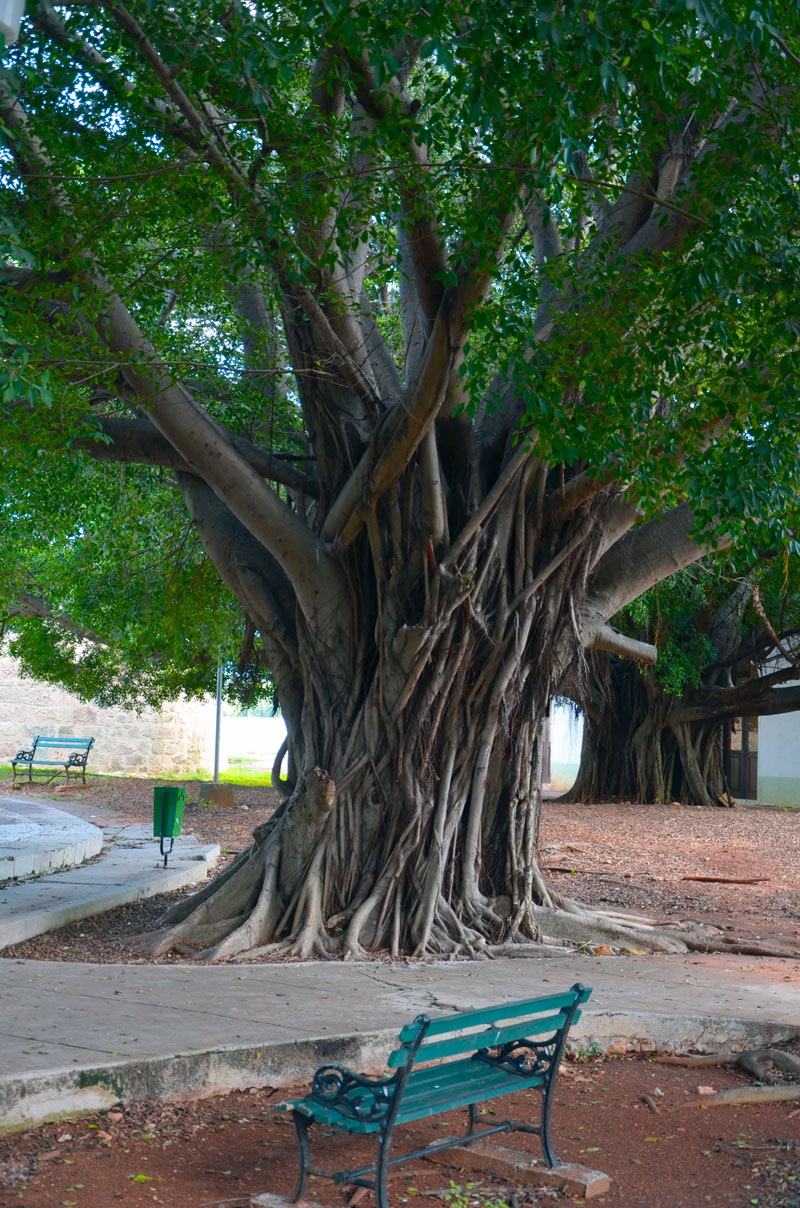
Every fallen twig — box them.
[688,1084,800,1107]
[715,1140,799,1153]
[653,1054,739,1067]
[681,875,770,884]
[641,1094,660,1113]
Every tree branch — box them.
[583,502,729,633]
[673,682,800,725]
[4,593,106,645]
[0,87,341,630]
[346,49,447,326]
[325,180,523,549]
[587,625,657,664]
[79,415,319,496]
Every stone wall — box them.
[0,656,219,777]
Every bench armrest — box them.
[67,752,90,767]
[307,1063,399,1125]
[13,749,35,762]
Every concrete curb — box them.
[2,1009,798,1134]
[0,843,221,949]
[0,799,103,881]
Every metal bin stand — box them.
[153,786,185,867]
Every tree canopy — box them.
[1,1,799,960]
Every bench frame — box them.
[11,736,95,786]
[285,982,589,1208]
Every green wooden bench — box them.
[10,736,95,785]
[279,982,591,1208]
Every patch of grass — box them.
[1,764,271,788]
[143,768,272,787]
[217,769,272,787]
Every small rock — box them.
[57,1133,72,1142]
[697,1085,715,1095]
[97,1130,113,1141]
[107,1112,123,1123]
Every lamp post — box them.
[0,0,24,45]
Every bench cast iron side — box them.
[279,982,591,1208]
[11,736,95,785]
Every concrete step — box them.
[0,798,103,880]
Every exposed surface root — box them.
[689,1085,800,1107]
[532,904,690,953]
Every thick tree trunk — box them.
[140,496,707,962]
[152,581,560,959]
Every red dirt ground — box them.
[0,1056,799,1208]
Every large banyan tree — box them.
[2,1,800,959]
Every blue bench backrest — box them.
[387,985,591,1069]
[33,736,94,752]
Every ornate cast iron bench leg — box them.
[375,1118,397,1208]
[290,1111,311,1203]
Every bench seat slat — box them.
[398,988,589,1044]
[17,759,73,766]
[287,1059,547,1134]
[398,1066,545,1123]
[400,1057,542,1106]
[292,1101,382,1134]
[388,1009,580,1068]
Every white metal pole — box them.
[213,665,222,783]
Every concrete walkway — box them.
[0,796,220,949]
[1,952,798,1131]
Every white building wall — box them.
[759,710,800,780]
[755,676,800,805]
[0,656,219,777]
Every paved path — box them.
[0,796,220,949]
[1,952,798,1130]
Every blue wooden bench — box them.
[10,736,95,785]
[279,982,591,1208]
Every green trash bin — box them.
[153,786,185,867]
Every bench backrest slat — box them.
[398,985,589,1043]
[389,1009,582,1068]
[388,987,590,1069]
[397,987,590,1043]
[32,736,94,750]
